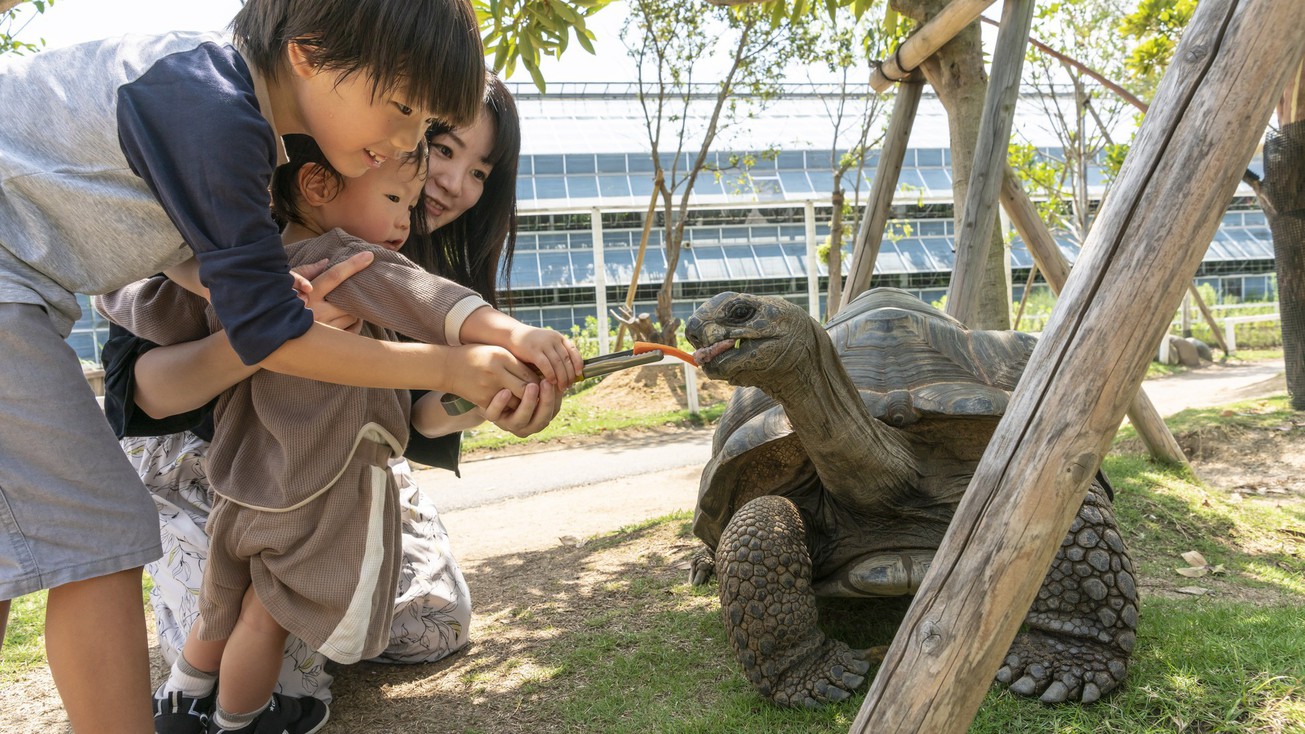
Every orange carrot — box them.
[633,341,698,367]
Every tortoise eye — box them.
[727,301,755,322]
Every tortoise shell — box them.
[694,287,1038,547]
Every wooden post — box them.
[615,172,663,351]
[849,3,1305,731]
[1000,168,1189,468]
[841,77,924,309]
[944,0,1036,326]
[1187,283,1232,355]
[870,0,998,92]
[1012,263,1039,331]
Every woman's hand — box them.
[480,380,562,438]
[291,251,373,333]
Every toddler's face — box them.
[316,159,424,251]
[424,111,496,231]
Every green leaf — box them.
[575,28,596,54]
[526,58,547,93]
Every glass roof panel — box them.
[570,249,595,284]
[727,245,761,278]
[780,171,814,194]
[754,244,792,277]
[782,243,808,275]
[920,168,952,192]
[692,246,730,279]
[603,248,635,282]
[567,154,596,174]
[596,153,627,173]
[510,252,541,288]
[537,251,573,287]
[516,178,535,203]
[599,175,632,198]
[568,175,599,200]
[534,155,564,175]
[534,177,567,200]
[875,240,907,274]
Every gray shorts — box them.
[0,302,161,599]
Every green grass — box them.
[446,399,1305,733]
[461,399,729,453]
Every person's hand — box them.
[444,344,539,409]
[479,380,562,438]
[290,251,373,333]
[505,325,583,388]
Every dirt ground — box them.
[1,365,1299,733]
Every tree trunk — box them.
[828,190,845,321]
[896,0,1011,330]
[1269,61,1305,409]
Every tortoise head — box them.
[685,292,813,386]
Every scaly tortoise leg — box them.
[716,494,869,708]
[997,478,1139,704]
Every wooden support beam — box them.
[1000,168,1189,468]
[943,0,1036,326]
[840,77,924,309]
[614,172,663,351]
[849,2,1304,731]
[870,0,998,93]
[1187,282,1232,355]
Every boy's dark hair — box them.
[408,75,521,309]
[271,134,428,233]
[232,0,486,128]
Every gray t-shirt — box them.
[0,31,308,362]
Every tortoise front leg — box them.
[717,495,869,708]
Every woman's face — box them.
[424,110,496,231]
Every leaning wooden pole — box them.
[840,76,924,309]
[870,0,997,92]
[614,171,663,351]
[944,0,1036,326]
[850,2,1305,731]
[999,167,1189,468]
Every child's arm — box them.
[95,276,212,346]
[459,308,583,388]
[294,234,583,388]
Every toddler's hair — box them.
[271,134,429,233]
[232,0,485,128]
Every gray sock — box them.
[160,655,216,699]
[213,698,270,731]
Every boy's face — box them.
[317,160,425,251]
[290,49,436,178]
[424,111,495,231]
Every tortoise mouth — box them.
[693,339,738,367]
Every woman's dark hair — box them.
[232,0,485,128]
[404,75,520,309]
[271,133,428,232]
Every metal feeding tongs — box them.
[440,347,672,416]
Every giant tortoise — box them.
[684,287,1137,708]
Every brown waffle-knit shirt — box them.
[96,228,487,510]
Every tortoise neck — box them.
[769,319,916,488]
